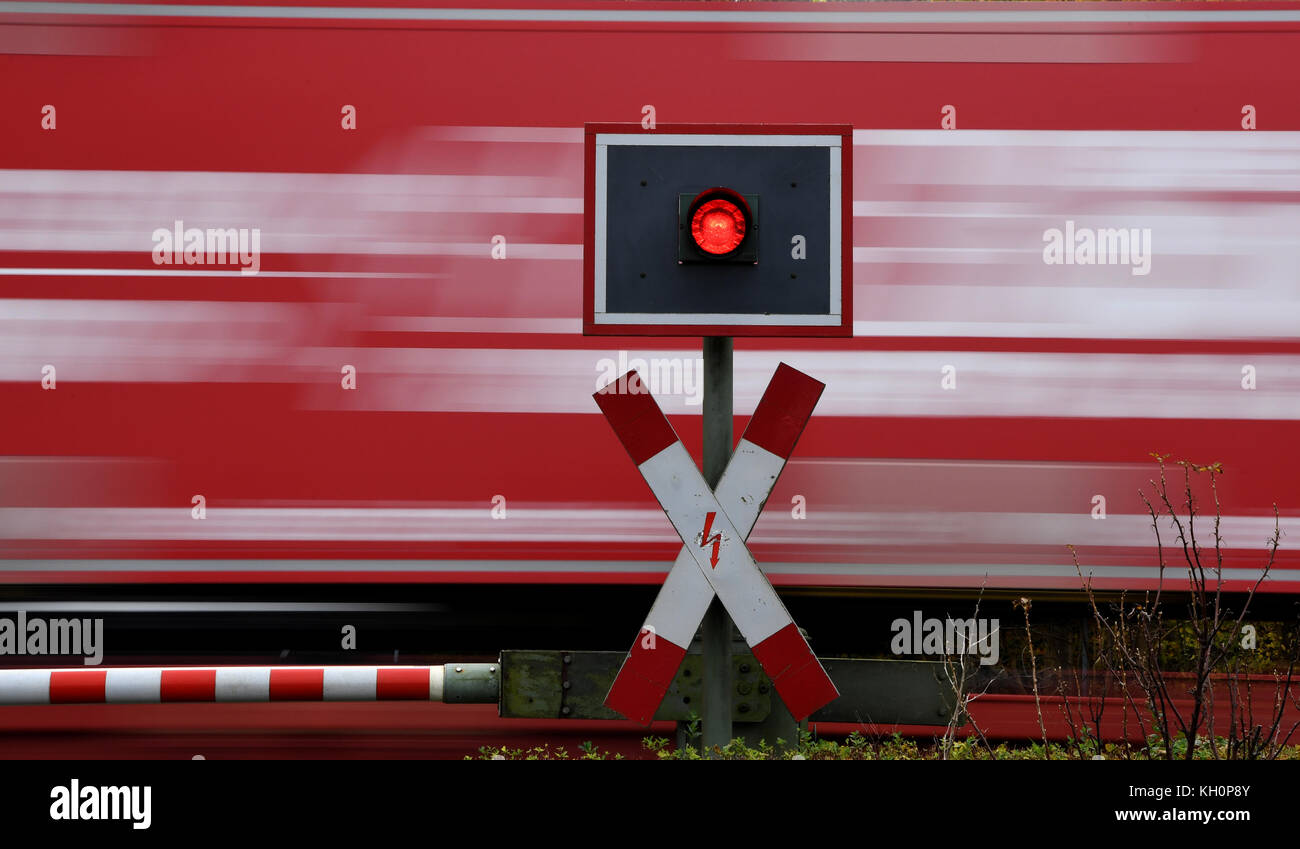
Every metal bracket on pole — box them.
[498,650,771,722]
[442,663,501,704]
[498,651,960,726]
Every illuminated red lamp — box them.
[685,188,753,259]
[691,197,747,255]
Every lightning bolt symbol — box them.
[700,511,722,569]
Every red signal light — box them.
[688,189,751,257]
[691,198,746,255]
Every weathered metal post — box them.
[700,335,734,750]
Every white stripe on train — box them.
[0,559,1286,582]
[0,507,1293,546]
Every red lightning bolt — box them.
[700,511,722,569]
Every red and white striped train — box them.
[2,0,1298,596]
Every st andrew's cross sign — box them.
[593,364,839,723]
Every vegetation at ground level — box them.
[470,730,1300,761]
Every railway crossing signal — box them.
[583,123,852,337]
[594,363,839,723]
[583,121,852,744]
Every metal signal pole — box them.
[700,335,734,750]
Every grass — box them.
[469,729,1300,760]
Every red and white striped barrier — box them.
[594,364,839,723]
[0,666,447,705]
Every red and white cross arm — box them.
[599,364,825,722]
[0,666,445,704]
[593,364,839,723]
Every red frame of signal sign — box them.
[582,122,854,337]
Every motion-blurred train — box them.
[2,0,1298,599]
